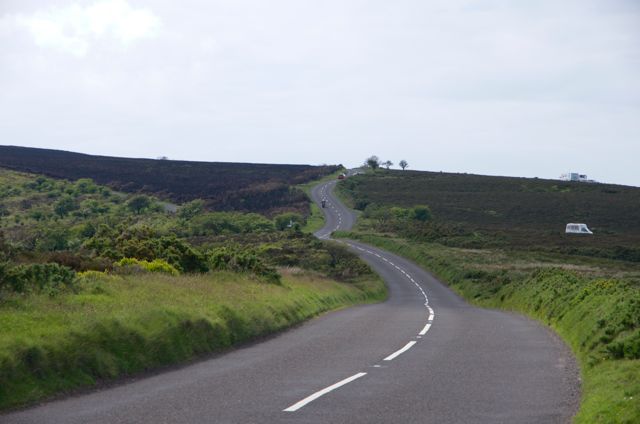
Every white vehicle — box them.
[565,223,593,234]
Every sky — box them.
[1,0,639,186]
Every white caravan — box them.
[565,223,593,234]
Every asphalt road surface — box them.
[3,176,580,424]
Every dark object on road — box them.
[321,200,326,208]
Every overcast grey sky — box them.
[1,0,639,185]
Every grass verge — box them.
[335,231,640,423]
[298,168,345,234]
[0,269,385,411]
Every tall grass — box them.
[0,270,385,410]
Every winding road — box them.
[3,176,580,423]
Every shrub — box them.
[411,205,432,222]
[178,199,205,220]
[0,262,76,295]
[40,251,112,272]
[115,258,179,276]
[34,226,70,252]
[207,246,280,283]
[189,212,274,236]
[274,212,305,231]
[74,178,98,194]
[84,226,208,273]
[126,195,152,214]
[54,195,78,217]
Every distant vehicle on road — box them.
[321,200,326,208]
[566,223,593,234]
[338,173,346,180]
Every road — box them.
[3,176,580,423]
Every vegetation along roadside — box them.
[0,167,385,410]
[335,167,640,423]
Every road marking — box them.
[384,341,417,361]
[283,372,367,412]
[419,323,432,336]
[312,179,439,408]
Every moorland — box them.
[0,145,340,215]
[339,169,640,261]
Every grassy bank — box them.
[336,232,639,423]
[0,269,385,410]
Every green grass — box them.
[0,269,385,410]
[297,167,345,234]
[336,232,640,423]
[301,202,325,233]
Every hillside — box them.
[339,169,640,261]
[0,167,385,409]
[0,146,340,215]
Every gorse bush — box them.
[85,225,208,273]
[207,246,280,284]
[189,212,274,235]
[115,258,180,276]
[54,195,79,217]
[0,262,75,296]
[126,195,153,214]
[274,212,305,231]
[255,234,374,283]
[178,199,205,220]
[0,168,375,292]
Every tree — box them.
[383,160,393,170]
[365,155,380,170]
[126,195,152,214]
[399,160,408,170]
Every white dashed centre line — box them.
[283,372,368,412]
[383,341,417,361]
[418,323,432,336]
[297,178,438,412]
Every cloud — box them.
[0,0,638,185]
[11,0,160,56]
